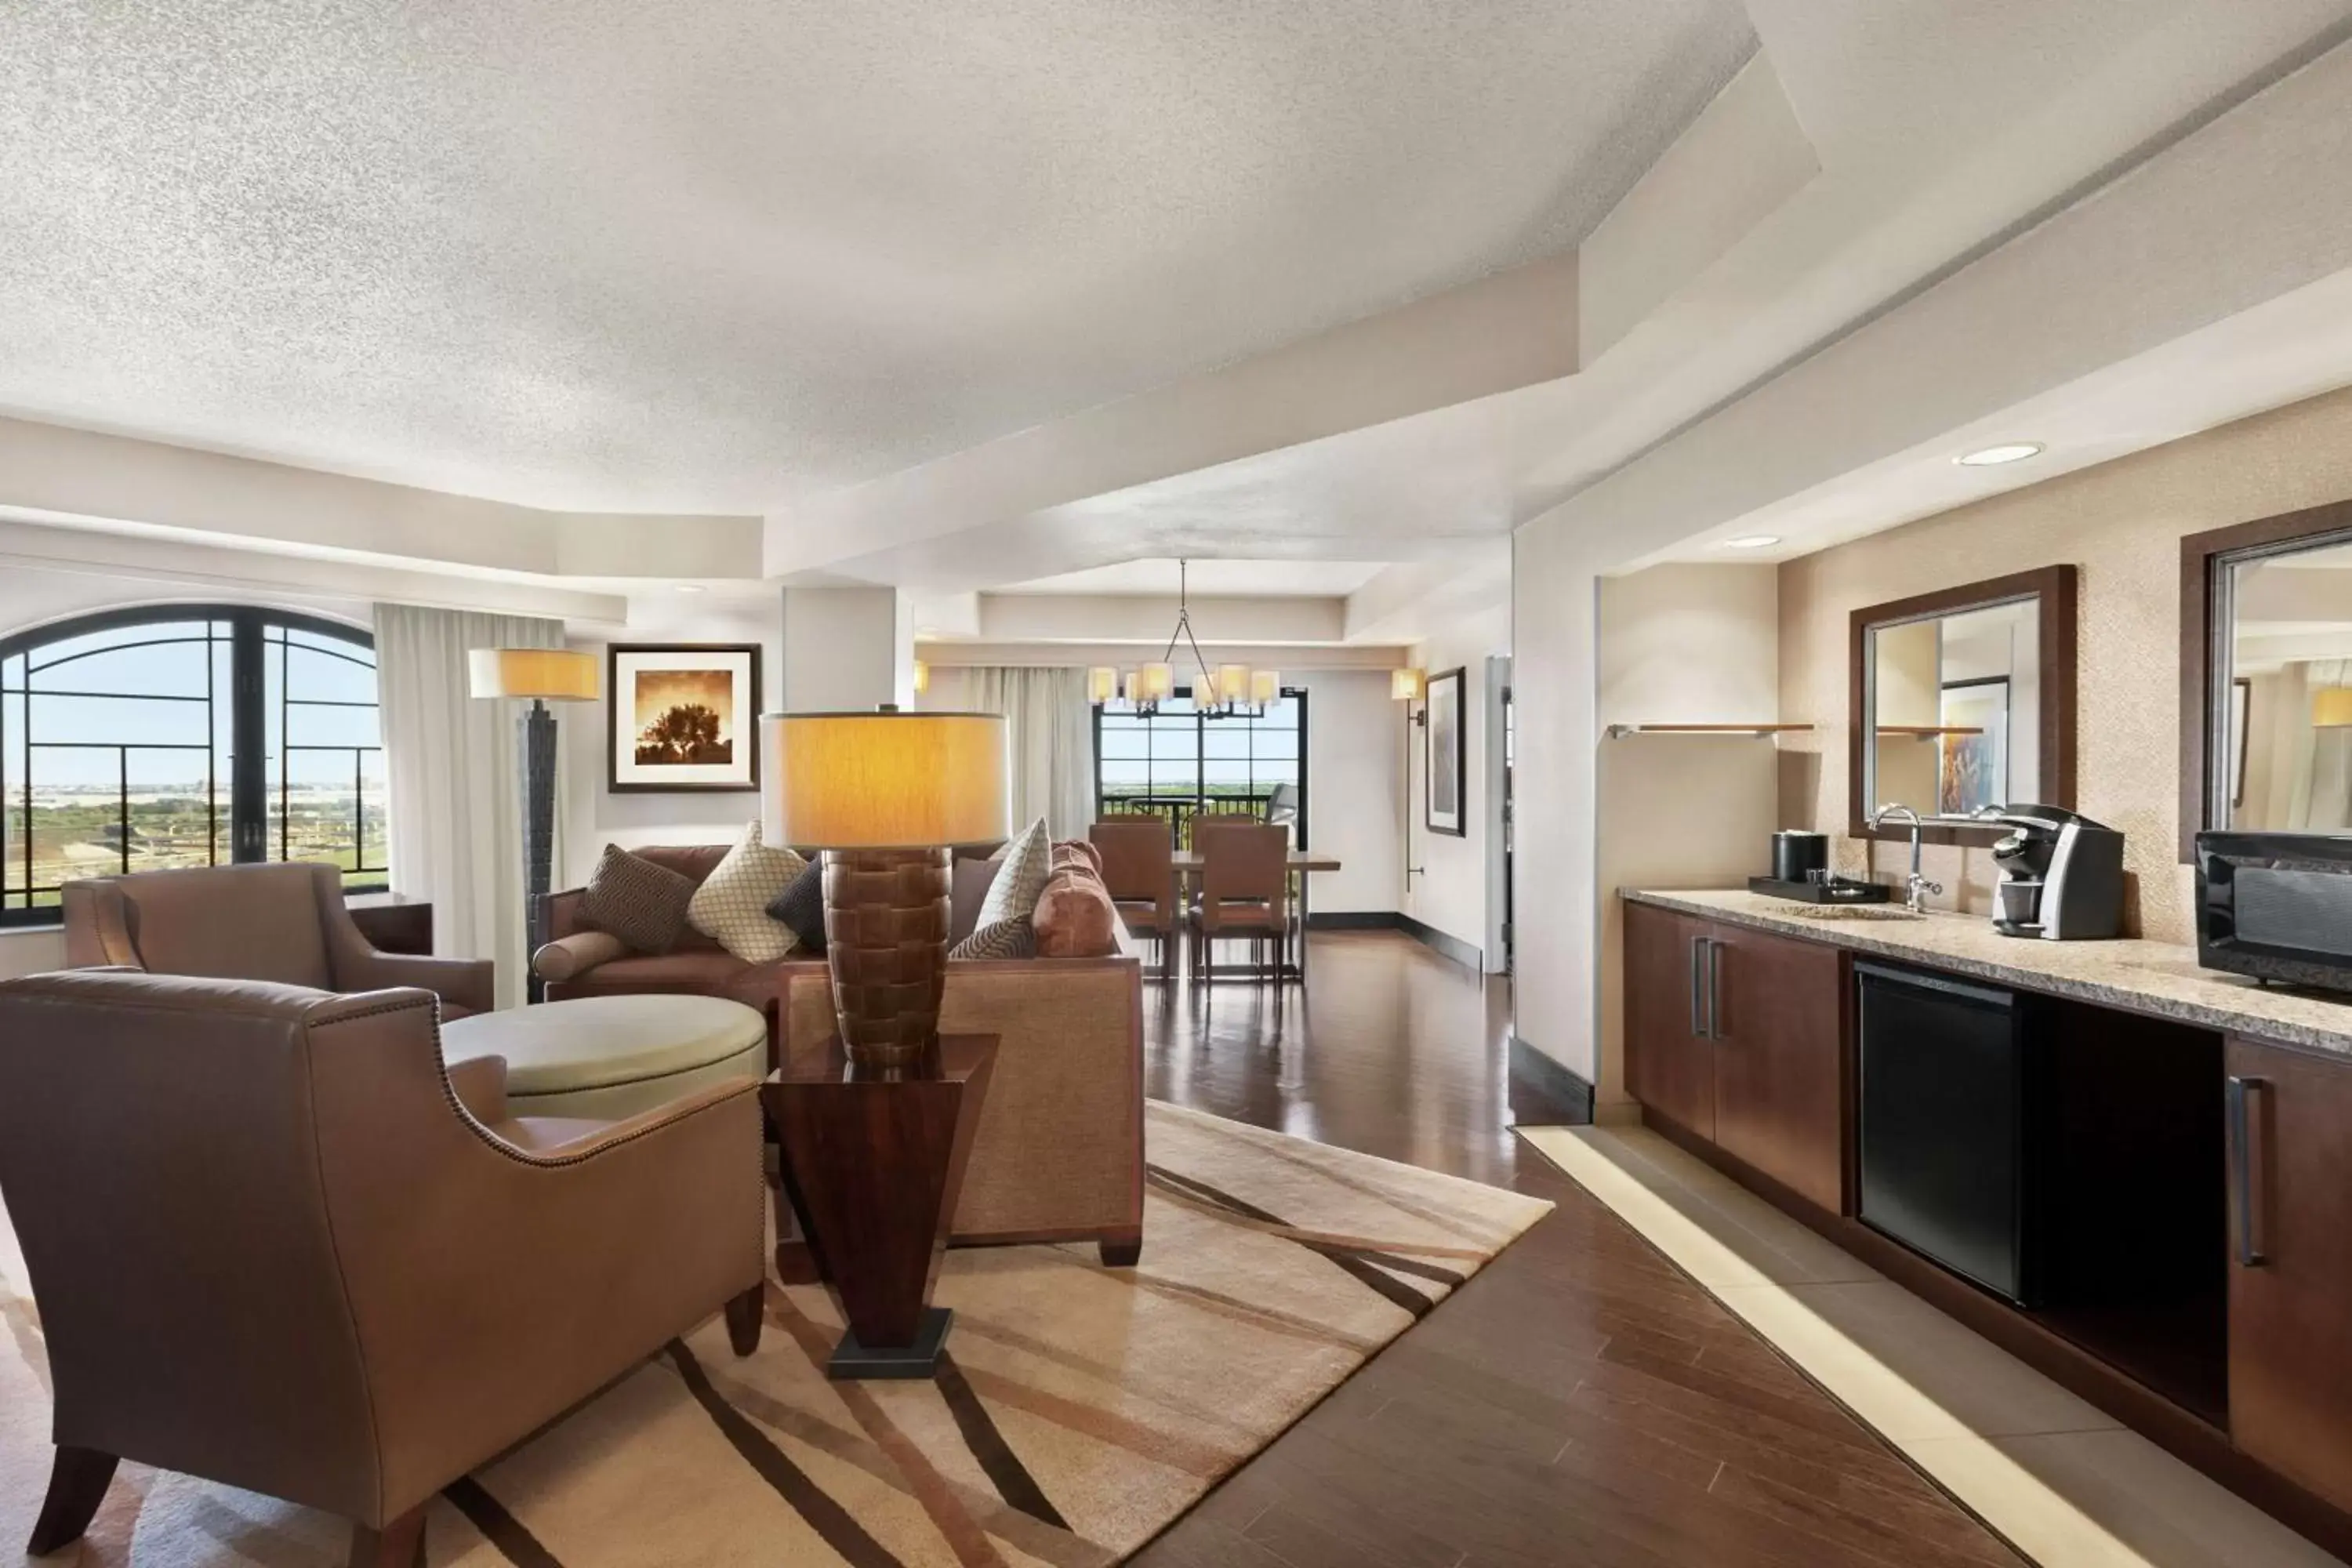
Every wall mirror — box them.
[1850,566,2078,844]
[2182,499,2352,856]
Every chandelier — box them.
[1087,560,1279,720]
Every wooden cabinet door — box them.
[1710,923,1846,1213]
[1624,902,1713,1141]
[2227,1035,2352,1511]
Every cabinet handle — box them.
[1690,937,1710,1038]
[2227,1074,2269,1268]
[1708,938,1726,1041]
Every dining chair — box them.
[1091,818,1178,980]
[1190,822,1290,984]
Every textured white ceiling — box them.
[0,0,1753,512]
[990,557,1392,597]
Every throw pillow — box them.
[1035,858,1120,958]
[765,853,829,955]
[952,913,1037,961]
[973,818,1051,933]
[688,822,805,964]
[579,844,696,954]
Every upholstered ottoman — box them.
[441,994,768,1120]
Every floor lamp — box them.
[470,648,600,1004]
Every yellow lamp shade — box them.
[1214,663,1251,704]
[912,659,931,696]
[2315,688,2352,728]
[1391,666,1427,702]
[1250,669,1280,704]
[1087,666,1120,703]
[469,647,599,701]
[769,710,1008,849]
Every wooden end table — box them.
[762,1034,997,1378]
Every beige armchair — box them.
[61,861,495,1018]
[0,968,765,1566]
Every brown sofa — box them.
[0,967,765,1566]
[536,844,790,1025]
[778,955,1145,1265]
[61,861,495,1019]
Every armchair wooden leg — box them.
[1098,1229,1143,1269]
[347,1505,426,1568]
[724,1282,765,1356]
[28,1446,117,1556]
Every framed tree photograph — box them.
[1425,666,1466,837]
[608,643,762,793]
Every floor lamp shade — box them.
[769,710,1010,1069]
[468,647,600,702]
[468,646,597,1004]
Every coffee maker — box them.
[1984,805,2124,940]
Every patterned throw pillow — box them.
[579,844,696,955]
[764,852,829,956]
[951,913,1037,961]
[972,818,1051,932]
[688,823,806,964]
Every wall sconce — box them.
[1392,666,1428,726]
[912,659,930,696]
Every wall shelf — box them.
[1875,724,1984,738]
[1604,723,1816,740]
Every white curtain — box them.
[933,666,1096,838]
[2278,659,2352,833]
[374,604,566,1009]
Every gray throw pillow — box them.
[766,854,829,955]
[973,818,1051,932]
[579,844,695,954]
[951,913,1037,961]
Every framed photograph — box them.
[1425,666,1466,837]
[1936,676,2009,817]
[607,643,761,793]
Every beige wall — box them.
[1778,382,2352,945]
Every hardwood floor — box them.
[1134,930,2027,1568]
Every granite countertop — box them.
[1623,887,2352,1061]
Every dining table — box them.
[1169,848,1343,982]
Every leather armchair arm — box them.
[445,1054,508,1124]
[340,949,496,1016]
[61,881,143,969]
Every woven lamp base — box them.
[821,848,952,1073]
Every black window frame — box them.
[1091,683,1309,848]
[1,604,385,927]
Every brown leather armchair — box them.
[61,861,495,1018]
[0,968,766,1566]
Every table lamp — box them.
[469,648,600,1002]
[770,708,1009,1071]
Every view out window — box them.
[1094,686,1306,845]
[0,607,384,924]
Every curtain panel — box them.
[374,604,566,1009]
[924,666,1096,839]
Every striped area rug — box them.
[0,1102,1548,1566]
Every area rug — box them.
[0,1102,1549,1566]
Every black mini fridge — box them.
[1856,962,2041,1305]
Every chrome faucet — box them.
[1869,803,1943,913]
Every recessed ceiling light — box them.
[673,583,706,593]
[1720,535,1781,550]
[1955,442,2044,466]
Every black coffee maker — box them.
[1984,804,2124,940]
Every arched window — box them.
[0,606,384,924]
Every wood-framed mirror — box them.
[1849,565,2078,846]
[2180,497,2352,860]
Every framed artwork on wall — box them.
[1426,666,1466,837]
[608,643,762,793]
